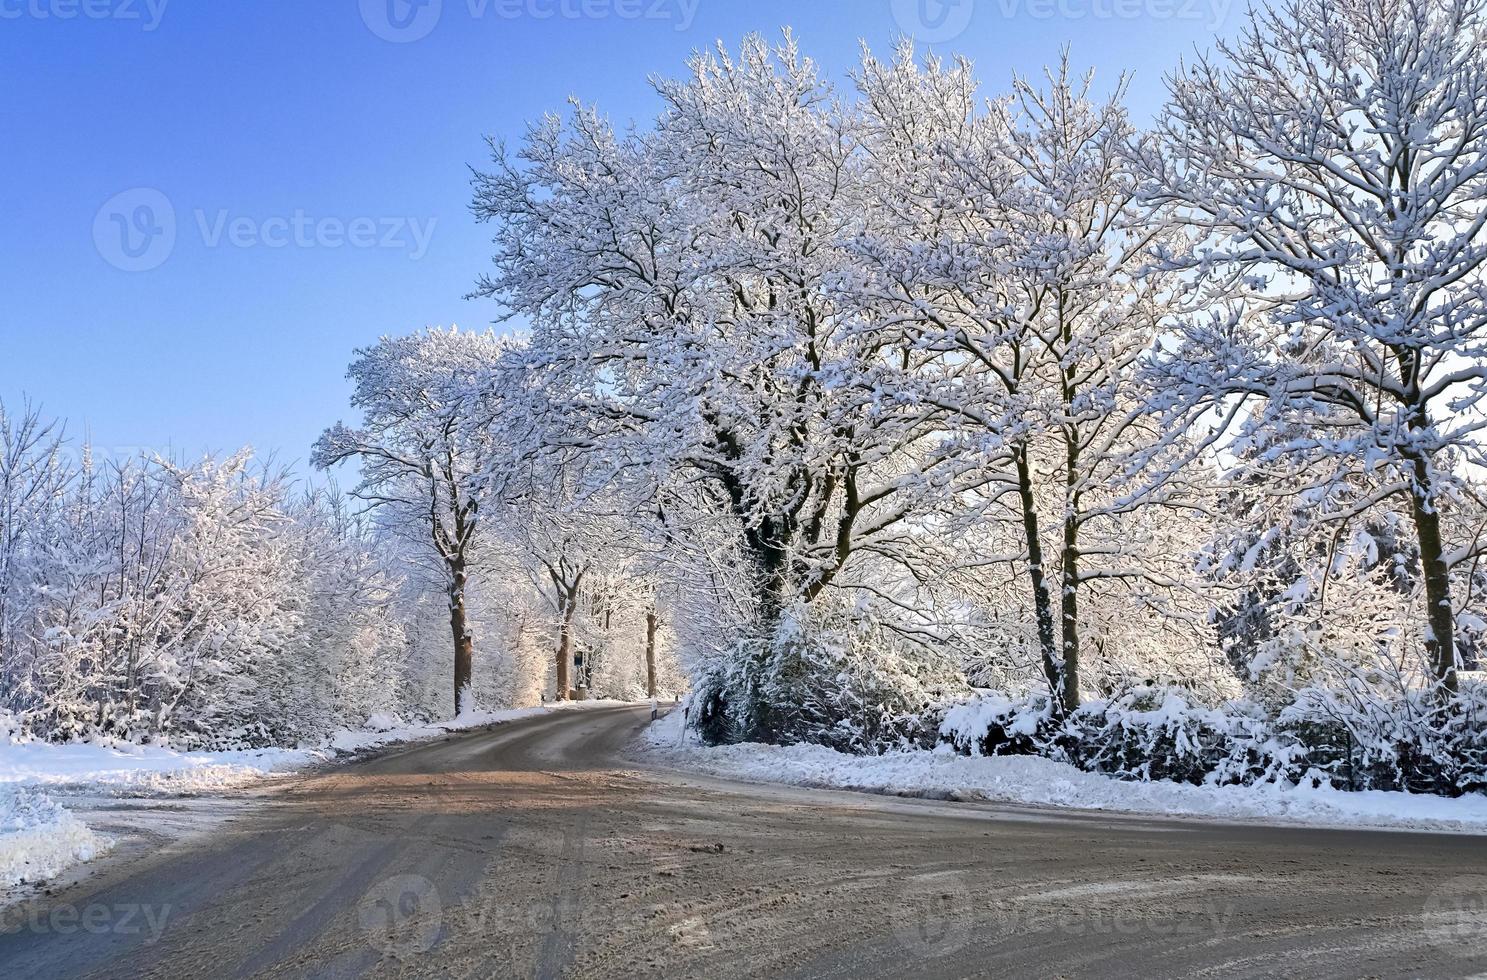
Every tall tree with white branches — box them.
[314,327,517,715]
[471,33,966,636]
[1148,0,1487,695]
[852,46,1221,711]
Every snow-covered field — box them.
[640,711,1487,835]
[0,705,550,893]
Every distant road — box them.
[3,704,1485,978]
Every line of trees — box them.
[440,0,1487,747]
[0,407,410,745]
[8,0,1487,762]
[0,393,682,746]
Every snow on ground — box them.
[0,788,108,888]
[639,710,1487,835]
[0,706,556,797]
[0,741,321,797]
[322,705,548,756]
[0,703,562,894]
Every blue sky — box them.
[0,0,1229,469]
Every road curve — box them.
[2,704,1485,979]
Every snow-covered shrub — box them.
[1269,682,1487,795]
[691,609,964,753]
[939,681,1487,798]
[1437,683,1487,795]
[1063,686,1233,785]
[1203,701,1304,787]
[939,692,1063,758]
[1272,687,1407,791]
[0,425,447,749]
[943,685,1241,785]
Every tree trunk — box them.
[449,562,474,716]
[1407,451,1458,696]
[1060,519,1081,712]
[1014,444,1063,706]
[748,517,790,626]
[1059,367,1082,712]
[555,586,578,700]
[645,608,659,699]
[713,447,792,625]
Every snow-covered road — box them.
[2,704,1485,979]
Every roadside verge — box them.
[636,709,1487,835]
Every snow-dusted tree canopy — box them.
[0,404,415,746]
[458,2,1487,775]
[0,395,682,746]
[7,0,1487,796]
[1148,0,1487,698]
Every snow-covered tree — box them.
[0,427,424,746]
[471,33,966,635]
[1149,0,1487,696]
[313,327,521,716]
[852,46,1223,711]
[0,403,69,700]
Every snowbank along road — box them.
[2,704,1486,978]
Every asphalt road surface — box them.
[3,704,1486,979]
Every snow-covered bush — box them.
[940,681,1487,798]
[1272,682,1487,795]
[1439,684,1487,796]
[1202,701,1303,788]
[939,692,1063,758]
[1064,687,1234,785]
[691,609,964,754]
[0,452,423,749]
[943,685,1247,785]
[0,405,482,748]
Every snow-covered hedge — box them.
[689,611,964,754]
[940,691,1064,758]
[940,681,1487,797]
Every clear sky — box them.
[0,0,1231,469]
